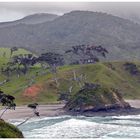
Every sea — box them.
[9,115,140,138]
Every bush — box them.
[0,119,23,138]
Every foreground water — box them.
[10,115,140,138]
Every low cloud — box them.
[0,2,140,22]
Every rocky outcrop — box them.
[65,83,131,112]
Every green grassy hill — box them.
[0,47,33,65]
[0,48,140,105]
[57,62,140,100]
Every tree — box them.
[38,52,64,86]
[11,54,37,75]
[38,52,64,67]
[17,103,40,127]
[1,62,18,78]
[65,44,108,64]
[10,47,18,57]
[0,90,16,119]
[28,103,40,116]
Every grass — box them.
[55,62,140,100]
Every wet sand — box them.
[1,100,140,120]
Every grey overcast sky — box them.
[0,2,140,22]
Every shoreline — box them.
[0,104,66,120]
[1,100,140,120]
[66,100,140,117]
[66,107,140,117]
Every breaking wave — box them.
[10,115,140,138]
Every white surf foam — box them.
[11,115,140,138]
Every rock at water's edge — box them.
[65,83,131,112]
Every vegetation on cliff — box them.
[64,83,130,112]
[0,119,23,138]
[0,87,40,138]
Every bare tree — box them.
[17,103,40,127]
[10,47,18,57]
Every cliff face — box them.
[0,119,23,138]
[65,83,130,112]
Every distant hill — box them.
[16,13,59,24]
[0,11,140,60]
[0,13,58,27]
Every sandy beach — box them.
[126,100,140,108]
[1,100,140,120]
[0,104,66,120]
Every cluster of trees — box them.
[65,44,108,64]
[1,52,64,77]
[38,52,64,73]
[1,44,108,78]
[12,54,37,74]
[1,54,37,77]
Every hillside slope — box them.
[0,54,140,105]
[0,11,140,60]
[0,120,23,138]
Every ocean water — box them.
[10,115,140,138]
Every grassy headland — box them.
[0,48,140,105]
